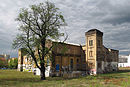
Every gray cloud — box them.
[0,0,130,57]
[95,0,130,25]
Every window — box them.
[47,59,50,66]
[70,59,73,70]
[77,59,79,63]
[89,51,93,57]
[89,63,93,68]
[25,58,27,63]
[89,40,93,46]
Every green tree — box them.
[13,1,66,80]
[8,58,18,69]
[0,61,4,68]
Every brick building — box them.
[18,29,119,76]
[0,54,10,68]
[0,54,10,60]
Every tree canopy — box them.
[8,58,18,69]
[13,1,66,80]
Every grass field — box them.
[0,69,130,87]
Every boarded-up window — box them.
[89,51,93,57]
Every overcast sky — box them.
[0,0,130,57]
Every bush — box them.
[8,58,18,69]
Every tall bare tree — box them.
[13,1,66,80]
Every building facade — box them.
[85,30,118,74]
[118,55,130,67]
[18,48,34,72]
[18,29,119,76]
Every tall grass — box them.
[0,69,130,87]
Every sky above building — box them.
[0,0,130,57]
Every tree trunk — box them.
[40,65,46,80]
[40,37,46,80]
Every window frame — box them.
[89,40,93,46]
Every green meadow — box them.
[0,69,130,87]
